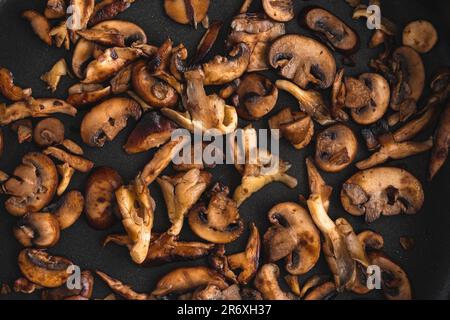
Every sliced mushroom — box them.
[85,167,123,230]
[284,275,301,296]
[192,21,223,65]
[11,119,33,144]
[429,103,450,180]
[80,97,141,147]
[51,190,84,230]
[49,22,70,50]
[188,183,244,243]
[69,0,95,31]
[41,59,68,93]
[33,117,65,147]
[303,281,337,300]
[42,270,93,300]
[0,67,32,101]
[67,85,111,107]
[269,35,336,89]
[264,202,320,275]
[110,64,132,94]
[76,28,125,47]
[96,271,151,300]
[254,264,293,300]
[92,20,147,46]
[262,0,294,22]
[45,0,66,19]
[305,157,332,212]
[72,39,96,79]
[164,0,210,28]
[14,212,60,248]
[341,167,424,223]
[89,0,135,26]
[3,153,58,216]
[22,10,52,46]
[403,20,438,54]
[18,249,72,288]
[61,139,84,156]
[158,169,211,236]
[192,284,241,300]
[315,124,358,172]
[269,108,314,149]
[43,147,94,173]
[210,245,237,283]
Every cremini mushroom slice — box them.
[262,0,294,22]
[158,169,211,236]
[61,139,84,156]
[42,270,93,300]
[315,124,358,173]
[356,134,433,170]
[49,22,70,50]
[41,59,68,93]
[115,178,155,264]
[96,271,151,300]
[11,119,33,144]
[89,0,136,26]
[341,167,424,223]
[50,190,84,230]
[33,118,65,147]
[0,67,32,101]
[263,202,320,275]
[14,212,60,248]
[2,153,58,217]
[18,249,73,288]
[254,263,293,300]
[192,21,223,65]
[164,0,210,28]
[69,0,95,32]
[45,0,66,19]
[110,64,132,94]
[269,35,336,89]
[76,28,126,47]
[402,20,438,54]
[124,111,178,154]
[162,69,238,134]
[305,157,332,212]
[43,147,94,173]
[269,108,314,150]
[188,183,244,243]
[85,167,123,230]
[80,97,142,147]
[93,20,147,46]
[72,39,96,79]
[276,80,334,125]
[152,266,227,297]
[22,10,52,46]
[303,281,337,300]
[429,102,450,180]
[67,84,111,107]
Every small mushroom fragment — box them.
[254,264,293,300]
[152,266,227,297]
[61,139,84,156]
[80,97,142,147]
[315,124,358,173]
[67,84,111,107]
[51,190,84,230]
[2,153,58,216]
[110,65,132,94]
[429,103,450,180]
[13,277,41,294]
[210,245,237,282]
[85,167,123,230]
[76,28,125,47]
[269,108,314,149]
[43,147,94,173]
[96,271,151,300]
[403,20,438,54]
[158,169,211,236]
[89,0,136,26]
[42,270,93,300]
[14,212,60,248]
[49,22,70,50]
[0,67,32,101]
[269,35,336,89]
[33,118,65,147]
[11,119,33,144]
[18,249,72,288]
[41,59,68,93]
[341,167,424,223]
[188,183,244,243]
[263,202,320,275]
[299,6,360,54]
[192,284,242,300]
[45,0,66,19]
[399,236,415,251]
[305,157,332,212]
[69,0,95,31]
[22,10,52,46]
[262,0,294,22]
[356,134,433,170]
[303,281,337,300]
[284,275,301,296]
[164,0,210,28]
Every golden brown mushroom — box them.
[33,118,65,147]
[67,84,112,107]
[42,270,93,300]
[52,190,84,230]
[262,0,294,22]
[11,119,33,144]
[402,20,438,54]
[43,147,94,173]
[254,264,293,300]
[164,0,210,28]
[41,59,68,93]
[69,0,95,32]
[14,212,61,248]
[22,10,52,46]
[0,67,32,101]
[89,0,136,26]
[45,0,67,19]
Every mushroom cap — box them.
[33,117,65,147]
[341,167,424,223]
[269,34,336,89]
[14,212,61,248]
[402,20,438,54]
[262,0,294,22]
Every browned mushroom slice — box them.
[76,29,125,47]
[11,119,33,144]
[299,6,359,54]
[393,106,438,143]
[3,153,58,216]
[269,35,336,89]
[80,97,141,147]
[96,271,151,300]
[429,102,450,180]
[56,164,75,196]
[254,264,293,300]
[89,0,136,26]
[14,212,60,248]
[341,167,424,223]
[189,183,244,244]
[357,230,385,252]
[13,277,41,294]
[42,270,93,300]
[93,20,147,45]
[0,67,32,101]
[305,157,332,212]
[191,284,241,300]
[303,281,337,300]
[18,249,72,288]
[72,39,96,79]
[284,275,301,296]
[210,245,237,282]
[269,108,314,150]
[49,190,84,230]
[45,0,66,19]
[22,10,52,46]
[67,85,111,107]
[43,147,94,173]
[264,202,320,275]
[152,266,227,297]
[49,22,70,50]
[192,21,223,65]
[262,0,294,22]
[69,0,95,31]
[315,124,358,173]
[85,167,123,230]
[41,59,68,93]
[110,65,132,94]
[158,169,211,236]
[164,0,210,28]
[33,118,65,147]
[403,20,438,54]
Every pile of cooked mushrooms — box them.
[0,0,449,301]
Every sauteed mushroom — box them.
[164,0,210,27]
[110,65,132,94]
[429,102,450,180]
[51,190,84,230]
[305,157,332,212]
[22,10,52,46]
[42,270,93,300]
[33,118,65,147]
[41,59,68,93]
[262,0,294,22]
[303,281,337,300]
[69,0,95,31]
[67,84,111,107]
[14,212,60,248]
[402,20,438,54]
[43,147,94,173]
[89,0,136,26]
[254,264,293,300]
[45,0,66,19]
[0,67,32,101]
[76,29,125,47]
[11,119,33,144]
[49,22,70,50]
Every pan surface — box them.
[0,0,449,300]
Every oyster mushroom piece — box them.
[69,0,95,31]
[254,264,293,300]
[188,183,244,243]
[152,266,227,297]
[263,202,321,275]
[85,167,123,230]
[18,249,73,288]
[341,167,424,223]
[42,270,93,300]
[89,0,136,26]
[164,0,210,27]
[22,10,52,46]
[315,124,358,173]
[33,118,65,147]
[45,0,67,19]
[43,147,94,173]
[41,59,68,93]
[262,0,294,22]
[52,190,84,230]
[14,212,60,248]
[80,97,142,147]
[429,103,450,180]
[0,67,32,101]
[158,169,211,236]
[269,35,336,89]
[403,20,438,54]
[3,153,58,216]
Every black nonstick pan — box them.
[0,0,449,300]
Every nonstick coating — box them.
[0,0,449,300]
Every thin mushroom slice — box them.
[76,29,125,47]
[0,67,32,101]
[14,212,61,248]
[51,190,84,230]
[254,264,294,300]
[262,0,294,22]
[72,39,96,79]
[305,157,332,212]
[403,20,438,54]
[96,271,151,300]
[22,10,52,46]
[69,0,95,32]
[89,0,136,26]
[110,65,132,94]
[429,102,450,180]
[164,0,210,28]
[67,85,111,107]
[303,281,337,300]
[49,22,70,50]
[43,147,94,173]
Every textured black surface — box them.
[0,0,449,300]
